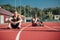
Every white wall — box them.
[0,15,4,24]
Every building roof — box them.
[0,7,13,16]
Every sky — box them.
[0,0,60,9]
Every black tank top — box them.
[11,16,20,22]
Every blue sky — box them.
[0,0,60,9]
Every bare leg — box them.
[7,17,12,29]
[18,19,22,28]
[18,22,21,28]
[40,22,44,26]
[8,23,12,29]
[38,21,44,26]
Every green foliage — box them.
[0,4,60,21]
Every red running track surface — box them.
[0,22,60,40]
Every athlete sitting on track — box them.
[8,10,22,29]
[32,14,44,26]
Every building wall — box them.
[0,14,7,24]
[0,15,4,24]
[54,15,60,20]
[4,15,7,23]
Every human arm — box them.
[15,16,23,23]
[9,17,14,24]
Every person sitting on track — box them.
[32,14,44,26]
[8,10,22,29]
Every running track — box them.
[0,22,60,40]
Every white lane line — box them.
[15,24,59,40]
[45,25,58,30]
[15,24,31,40]
[49,26,60,28]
